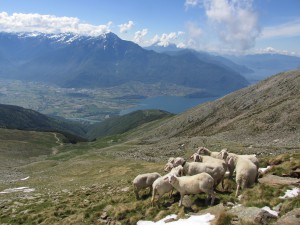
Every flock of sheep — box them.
[132,147,259,207]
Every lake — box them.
[119,96,219,115]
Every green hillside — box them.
[0,104,88,142]
[134,69,300,147]
[87,109,174,140]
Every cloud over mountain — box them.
[134,29,148,43]
[151,32,184,47]
[118,20,134,33]
[0,12,112,36]
[202,0,260,51]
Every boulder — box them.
[229,205,277,225]
[275,208,300,225]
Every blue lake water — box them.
[119,96,219,115]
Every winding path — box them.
[52,133,63,155]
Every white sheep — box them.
[197,147,223,159]
[165,173,216,206]
[151,166,183,206]
[196,154,228,189]
[173,157,226,189]
[167,157,175,164]
[190,152,201,162]
[132,172,161,199]
[220,149,259,180]
[164,157,184,172]
[164,162,174,172]
[226,155,258,197]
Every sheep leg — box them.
[235,183,240,197]
[169,188,173,198]
[134,188,140,200]
[204,189,215,205]
[209,190,216,205]
[151,188,156,207]
[149,186,153,196]
[221,177,225,190]
[179,193,183,207]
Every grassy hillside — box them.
[134,69,300,147]
[0,104,88,142]
[87,109,174,140]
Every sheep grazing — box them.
[151,166,183,206]
[220,149,259,180]
[173,157,226,189]
[165,173,216,206]
[132,172,161,199]
[226,155,258,197]
[197,146,223,159]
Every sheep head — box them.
[196,146,210,155]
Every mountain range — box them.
[0,31,248,96]
[147,43,300,83]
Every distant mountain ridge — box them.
[0,103,175,141]
[0,104,88,142]
[147,43,300,83]
[0,31,248,96]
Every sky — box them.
[0,0,300,55]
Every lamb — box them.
[226,155,258,197]
[132,172,161,199]
[173,157,226,189]
[165,173,216,206]
[220,149,259,180]
[151,166,183,206]
[197,146,223,159]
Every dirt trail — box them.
[52,133,63,155]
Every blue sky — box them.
[1,0,300,55]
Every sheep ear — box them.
[163,176,169,181]
[190,154,194,159]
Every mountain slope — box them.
[0,104,88,142]
[135,69,300,145]
[87,109,174,140]
[0,32,248,95]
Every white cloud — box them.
[185,21,203,49]
[253,47,297,56]
[202,0,260,51]
[184,0,201,10]
[118,20,134,33]
[261,19,300,39]
[151,32,184,47]
[133,29,148,43]
[176,42,187,48]
[0,12,112,36]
